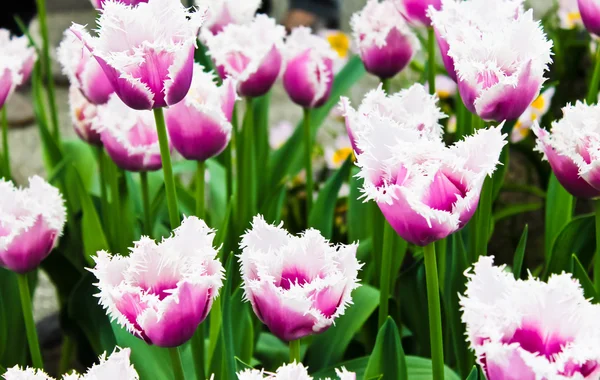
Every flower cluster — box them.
[237,363,355,380]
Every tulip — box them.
[396,0,441,26]
[0,29,37,109]
[532,102,600,198]
[511,87,555,143]
[237,363,355,380]
[0,176,66,274]
[559,0,583,29]
[89,0,148,9]
[69,85,102,146]
[196,0,261,35]
[283,27,336,109]
[579,0,600,36]
[239,215,362,342]
[4,348,139,380]
[90,216,224,347]
[350,0,419,80]
[93,95,164,172]
[461,256,600,380]
[165,64,237,162]
[57,30,115,105]
[204,14,285,98]
[72,0,204,110]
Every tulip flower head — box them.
[94,95,164,172]
[351,0,419,80]
[58,30,115,105]
[240,215,362,342]
[396,0,442,26]
[4,347,138,380]
[72,0,204,110]
[237,363,355,380]
[511,86,555,143]
[0,176,66,274]
[430,0,552,122]
[283,27,337,109]
[461,256,600,380]
[89,0,148,10]
[91,216,224,347]
[579,0,600,36]
[69,85,102,146]
[0,29,36,109]
[204,14,285,98]
[166,64,237,161]
[196,0,262,34]
[533,101,600,198]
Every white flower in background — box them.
[237,362,355,380]
[269,120,295,150]
[318,29,352,74]
[323,134,354,170]
[511,87,555,143]
[196,0,261,34]
[425,75,457,100]
[558,0,583,29]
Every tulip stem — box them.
[107,160,121,253]
[168,347,186,380]
[289,339,301,363]
[594,199,600,295]
[1,107,10,179]
[17,273,43,369]
[59,335,75,374]
[427,27,436,95]
[96,147,109,233]
[381,78,391,94]
[196,161,205,219]
[378,221,395,328]
[153,107,180,229]
[588,43,600,105]
[303,108,313,218]
[423,243,444,380]
[191,326,205,380]
[140,171,151,236]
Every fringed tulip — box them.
[533,101,600,198]
[0,176,66,274]
[579,0,600,36]
[4,348,138,380]
[511,86,555,143]
[350,0,419,80]
[396,0,441,26]
[237,363,355,380]
[89,0,148,10]
[165,64,237,161]
[69,85,102,146]
[283,27,336,109]
[340,84,445,155]
[0,29,36,109]
[204,14,285,98]
[58,30,115,105]
[461,256,600,380]
[93,95,164,172]
[196,0,261,34]
[72,0,204,110]
[239,215,362,342]
[90,216,224,347]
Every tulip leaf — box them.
[545,214,595,278]
[513,225,528,280]
[306,284,379,370]
[545,174,574,262]
[221,257,237,380]
[491,144,509,201]
[466,366,479,380]
[0,268,28,368]
[364,317,408,380]
[231,287,254,366]
[348,167,371,243]
[63,139,98,194]
[493,202,543,223]
[260,183,287,224]
[571,254,598,302]
[206,159,227,228]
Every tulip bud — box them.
[69,86,102,146]
[579,0,600,36]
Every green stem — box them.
[108,160,121,253]
[303,108,313,217]
[474,177,493,258]
[17,273,43,369]
[191,326,205,380]
[378,222,395,328]
[423,244,445,380]
[207,299,222,366]
[140,171,151,236]
[196,161,205,219]
[594,199,600,294]
[168,347,186,380]
[588,43,600,105]
[381,78,391,94]
[2,107,10,179]
[427,27,436,95]
[289,339,301,363]
[59,335,75,374]
[238,98,257,234]
[96,147,109,235]
[153,108,180,229]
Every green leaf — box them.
[348,167,371,242]
[364,317,408,380]
[513,225,528,280]
[206,159,227,228]
[0,268,27,367]
[231,288,254,365]
[545,174,574,262]
[221,257,237,380]
[466,366,479,380]
[62,139,98,193]
[311,357,369,379]
[491,145,509,201]
[308,157,352,238]
[260,184,287,224]
[493,202,542,222]
[571,254,598,302]
[545,214,595,278]
[306,285,379,370]
[404,356,461,380]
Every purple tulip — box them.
[89,0,148,9]
[396,0,441,26]
[196,0,261,35]
[579,0,600,36]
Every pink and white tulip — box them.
[396,0,442,26]
[283,27,336,109]
[579,0,600,36]
[90,216,224,347]
[165,64,237,161]
[340,84,445,155]
[58,30,114,105]
[196,0,261,35]
[72,0,204,110]
[0,29,36,109]
[4,348,138,380]
[93,95,164,172]
[462,256,600,380]
[237,363,355,380]
[350,0,419,80]
[69,85,102,146]
[533,101,600,198]
[0,176,66,274]
[204,14,285,98]
[240,215,361,342]
[89,0,148,10]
